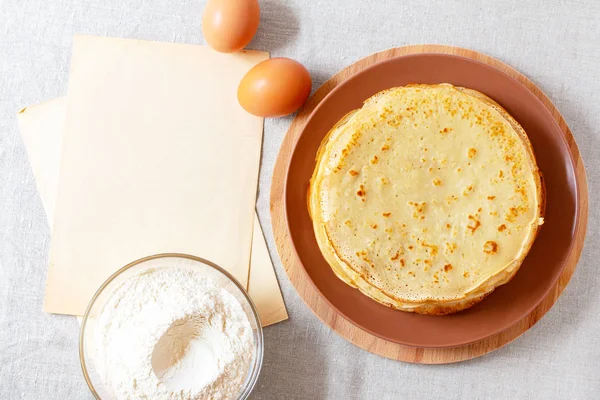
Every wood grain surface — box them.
[269,45,588,364]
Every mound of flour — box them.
[91,267,254,399]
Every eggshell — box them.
[237,58,312,117]
[202,0,260,53]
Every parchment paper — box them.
[39,35,275,316]
[19,95,288,326]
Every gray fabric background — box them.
[1,0,599,399]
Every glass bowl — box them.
[79,253,263,399]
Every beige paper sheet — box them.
[248,216,289,326]
[42,35,268,316]
[19,96,287,326]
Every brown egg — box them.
[238,58,312,117]
[202,0,260,53]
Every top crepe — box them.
[308,84,544,315]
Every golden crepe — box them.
[308,84,544,315]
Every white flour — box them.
[91,267,254,399]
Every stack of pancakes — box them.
[309,84,544,314]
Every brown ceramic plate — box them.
[284,53,581,348]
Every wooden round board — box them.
[270,45,588,363]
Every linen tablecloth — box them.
[1,0,599,398]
